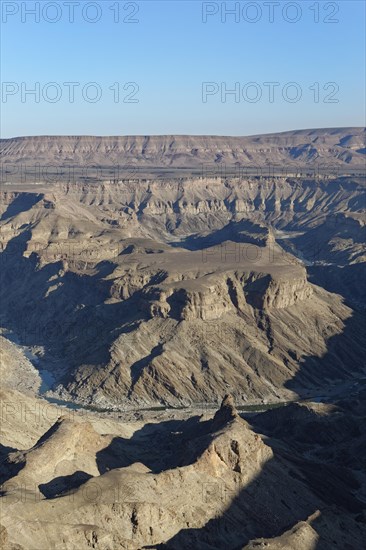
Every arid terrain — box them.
[1,128,365,182]
[0,128,365,549]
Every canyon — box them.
[0,128,365,549]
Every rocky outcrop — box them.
[0,392,311,548]
[243,515,320,550]
[1,416,109,498]
[142,270,313,321]
[212,394,239,427]
[141,281,236,321]
[1,383,365,550]
[244,272,313,309]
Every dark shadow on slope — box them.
[246,394,366,550]
[152,310,366,548]
[0,444,22,486]
[0,444,16,458]
[96,415,213,474]
[0,232,149,391]
[98,397,241,475]
[0,193,43,221]
[154,411,365,549]
[249,407,364,512]
[147,461,316,549]
[0,460,25,488]
[169,220,269,251]
[153,458,365,550]
[97,396,365,549]
[283,308,366,398]
[308,264,366,310]
[243,274,271,309]
[0,414,215,498]
[0,419,68,487]
[128,343,164,396]
[97,411,325,548]
[39,471,93,499]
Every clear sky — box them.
[1,0,365,137]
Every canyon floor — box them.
[0,129,365,548]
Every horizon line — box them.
[1,126,365,141]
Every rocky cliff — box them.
[1,128,365,177]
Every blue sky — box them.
[1,0,365,137]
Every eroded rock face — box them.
[141,281,238,321]
[142,270,313,321]
[1,129,365,175]
[212,394,239,426]
[244,273,313,310]
[0,173,365,407]
[243,517,320,550]
[1,386,365,550]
